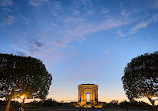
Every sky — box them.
[0,0,158,103]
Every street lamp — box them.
[151,96,157,111]
[152,97,158,101]
[21,95,25,99]
[20,95,25,111]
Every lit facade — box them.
[78,84,98,107]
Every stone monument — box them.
[78,84,98,106]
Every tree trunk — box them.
[22,98,25,109]
[5,98,11,111]
[148,98,156,111]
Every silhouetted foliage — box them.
[119,100,150,107]
[110,100,118,104]
[119,100,130,107]
[42,98,59,106]
[0,100,21,109]
[122,52,158,110]
[0,53,52,111]
[119,100,152,110]
[28,99,59,107]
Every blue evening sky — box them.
[0,0,158,103]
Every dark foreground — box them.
[0,108,151,111]
[21,109,150,111]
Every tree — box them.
[122,52,158,111]
[119,100,151,110]
[0,53,52,111]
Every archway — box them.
[86,92,90,102]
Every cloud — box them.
[44,16,130,54]
[121,9,131,17]
[73,10,80,16]
[29,0,49,7]
[0,8,15,27]
[78,37,85,44]
[16,51,26,56]
[0,15,15,26]
[128,14,158,35]
[86,10,94,15]
[1,1,132,67]
[19,13,131,68]
[22,16,32,25]
[129,22,148,34]
[34,40,43,47]
[117,31,125,37]
[2,8,12,13]
[0,0,13,6]
[101,7,109,14]
[78,0,92,6]
[5,15,15,25]
[27,40,44,55]
[64,17,130,41]
[53,40,67,48]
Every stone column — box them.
[93,88,95,101]
[81,89,83,102]
[83,89,86,102]
[90,90,92,102]
[78,88,80,101]
[96,88,98,102]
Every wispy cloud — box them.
[18,10,131,68]
[5,15,15,25]
[53,40,67,48]
[121,9,131,17]
[128,14,158,35]
[27,39,44,55]
[0,0,132,67]
[29,0,49,7]
[116,13,158,37]
[78,0,93,6]
[2,8,12,13]
[22,16,32,25]
[117,30,125,37]
[0,0,13,7]
[129,22,148,34]
[101,7,109,14]
[47,16,130,51]
[0,15,15,26]
[64,16,130,40]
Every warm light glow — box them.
[152,97,156,100]
[21,95,25,99]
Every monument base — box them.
[77,101,102,108]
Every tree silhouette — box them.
[122,52,158,111]
[0,54,52,111]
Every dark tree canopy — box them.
[122,52,158,107]
[0,53,52,111]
